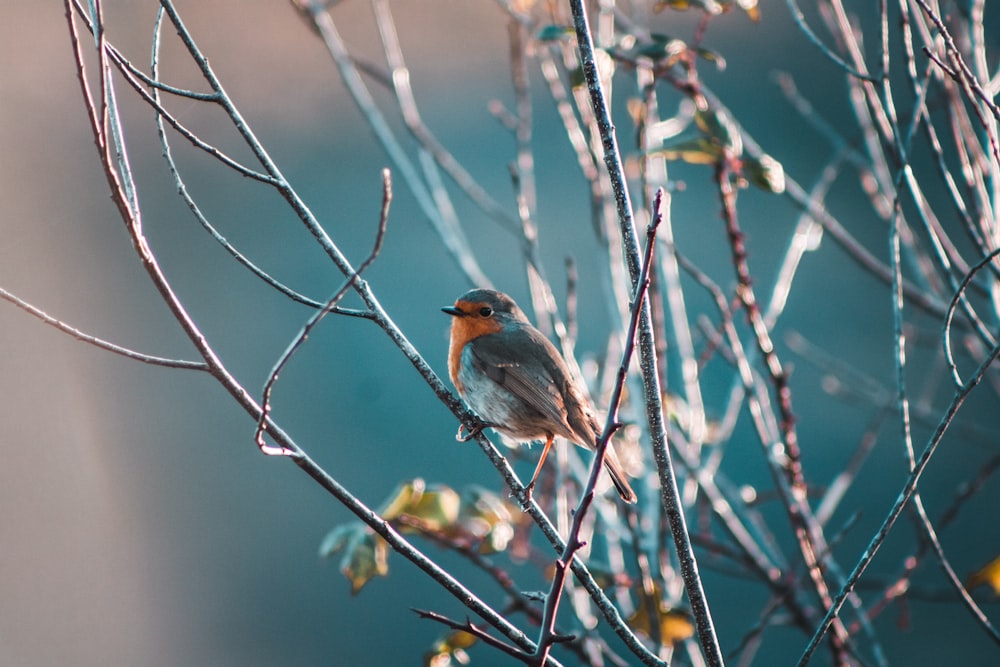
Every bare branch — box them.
[254,170,392,454]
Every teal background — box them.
[1,2,997,665]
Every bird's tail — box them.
[603,449,637,504]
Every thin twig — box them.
[783,0,880,82]
[943,248,1000,386]
[413,608,540,665]
[147,9,335,312]
[568,3,723,664]
[254,170,392,454]
[533,194,661,666]
[0,286,208,371]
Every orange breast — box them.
[447,307,504,394]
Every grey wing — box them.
[467,332,572,435]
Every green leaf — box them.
[694,107,742,156]
[318,523,356,559]
[634,34,687,62]
[344,531,389,595]
[536,24,572,42]
[319,524,390,595]
[743,153,786,193]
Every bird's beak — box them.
[441,306,464,317]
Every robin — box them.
[443,288,637,504]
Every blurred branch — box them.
[714,156,850,660]
[371,0,521,234]
[297,0,491,287]
[783,0,879,81]
[798,337,1000,664]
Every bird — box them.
[443,288,637,504]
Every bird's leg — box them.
[524,434,555,503]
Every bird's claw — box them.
[455,419,496,442]
[514,482,535,510]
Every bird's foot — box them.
[455,418,496,442]
[516,481,536,510]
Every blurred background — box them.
[1,1,997,665]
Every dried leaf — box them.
[628,583,696,647]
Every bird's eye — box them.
[479,306,493,317]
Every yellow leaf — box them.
[424,629,477,666]
[660,608,696,645]
[648,138,724,165]
[628,584,696,647]
[968,554,1000,594]
[403,487,462,533]
[379,478,426,522]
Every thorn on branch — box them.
[412,608,532,661]
[522,590,547,603]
